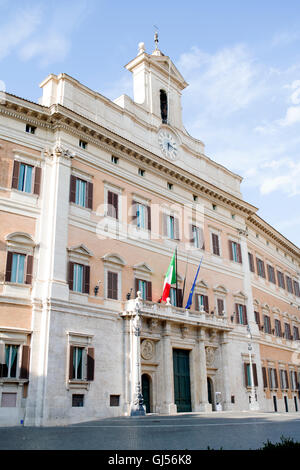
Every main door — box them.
[173,349,192,412]
[142,374,151,413]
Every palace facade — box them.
[0,41,300,426]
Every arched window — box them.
[160,89,168,124]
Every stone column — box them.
[220,331,231,410]
[160,321,177,414]
[197,328,211,412]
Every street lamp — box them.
[247,325,259,410]
[130,291,146,416]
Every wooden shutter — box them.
[174,218,180,240]
[248,252,254,272]
[243,305,248,325]
[87,347,94,381]
[261,261,266,278]
[268,368,272,388]
[83,265,90,294]
[11,161,20,189]
[135,278,140,297]
[162,214,168,237]
[274,368,278,388]
[68,262,74,291]
[87,182,93,210]
[252,363,258,386]
[25,255,33,285]
[69,346,74,380]
[217,299,224,315]
[20,345,30,379]
[147,205,151,231]
[195,294,199,311]
[131,200,138,224]
[33,167,41,195]
[108,271,118,300]
[177,288,183,308]
[228,240,233,260]
[189,224,194,244]
[235,303,240,324]
[146,281,152,301]
[199,228,205,250]
[212,233,219,255]
[203,295,209,313]
[254,311,260,326]
[5,251,13,282]
[113,192,119,219]
[69,175,77,203]
[237,243,242,263]
[262,367,268,388]
[244,363,249,387]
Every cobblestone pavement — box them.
[1,411,300,450]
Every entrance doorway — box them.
[273,396,277,412]
[207,377,215,411]
[284,396,289,412]
[173,349,192,412]
[294,396,298,412]
[141,374,151,413]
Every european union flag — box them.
[185,257,203,309]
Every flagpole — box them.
[175,246,178,307]
[182,253,189,307]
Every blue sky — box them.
[1,0,300,248]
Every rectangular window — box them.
[1,393,17,408]
[235,304,248,325]
[293,280,300,297]
[286,276,293,294]
[111,156,119,164]
[256,257,266,278]
[211,233,220,256]
[2,345,19,378]
[263,315,271,334]
[191,225,204,249]
[267,265,276,284]
[275,319,282,337]
[262,367,268,388]
[107,271,118,300]
[138,279,147,300]
[73,263,84,293]
[137,203,147,229]
[79,140,87,149]
[110,395,120,406]
[72,347,84,380]
[107,190,119,219]
[72,394,84,407]
[293,326,299,341]
[10,253,26,284]
[195,294,209,313]
[268,368,278,389]
[229,241,242,263]
[18,163,33,193]
[70,175,93,210]
[248,253,255,272]
[75,178,87,207]
[284,323,292,340]
[217,298,224,315]
[170,287,177,307]
[254,311,260,326]
[25,124,36,134]
[277,270,285,289]
[138,168,145,177]
[244,363,258,387]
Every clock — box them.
[158,130,178,161]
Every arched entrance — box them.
[142,374,151,413]
[207,377,215,411]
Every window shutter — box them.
[177,288,183,308]
[268,368,272,388]
[87,347,94,381]
[212,233,219,255]
[203,295,209,313]
[243,305,248,325]
[68,262,74,291]
[162,214,168,237]
[135,278,140,297]
[217,298,224,315]
[108,272,118,300]
[146,281,152,301]
[262,367,268,388]
[147,205,151,231]
[189,224,194,244]
[174,218,180,240]
[244,363,249,387]
[69,346,74,380]
[69,175,77,203]
[262,261,266,278]
[284,370,289,389]
[237,243,242,263]
[33,167,41,195]
[113,192,119,219]
[83,265,90,294]
[199,228,205,250]
[0,343,5,378]
[87,182,93,210]
[274,368,278,388]
[195,294,199,311]
[20,345,30,379]
[252,363,258,386]
[229,240,233,260]
[131,200,138,224]
[25,255,33,285]
[235,303,240,324]
[5,251,13,282]
[11,161,20,189]
[248,253,254,272]
[254,311,260,326]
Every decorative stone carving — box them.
[148,318,159,332]
[180,324,188,338]
[141,339,154,360]
[205,346,215,367]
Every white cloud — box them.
[271,31,300,47]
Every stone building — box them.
[0,41,300,426]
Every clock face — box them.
[158,130,178,161]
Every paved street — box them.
[1,411,300,450]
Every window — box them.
[277,270,285,289]
[71,346,84,380]
[195,294,209,313]
[138,168,145,177]
[107,271,118,300]
[293,280,300,297]
[160,89,168,124]
[69,175,93,210]
[110,395,120,406]
[284,323,292,340]
[167,182,173,190]
[293,326,299,341]
[286,276,293,294]
[163,214,179,240]
[256,257,266,278]
[229,241,242,263]
[262,367,268,388]
[267,265,276,284]
[254,311,260,327]
[72,394,84,407]
[135,278,152,301]
[216,298,224,316]
[107,190,119,219]
[235,304,248,325]
[79,139,87,149]
[248,253,255,272]
[211,233,220,256]
[244,363,258,387]
[190,225,204,250]
[193,195,198,202]
[1,393,17,407]
[280,369,289,390]
[275,319,282,337]
[212,204,217,210]
[169,287,183,307]
[2,345,19,378]
[111,155,119,164]
[263,315,271,334]
[11,161,42,195]
[268,368,278,389]
[69,345,94,382]
[68,262,90,294]
[132,201,151,231]
[25,124,36,134]
[5,252,33,285]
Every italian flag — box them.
[161,251,177,302]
